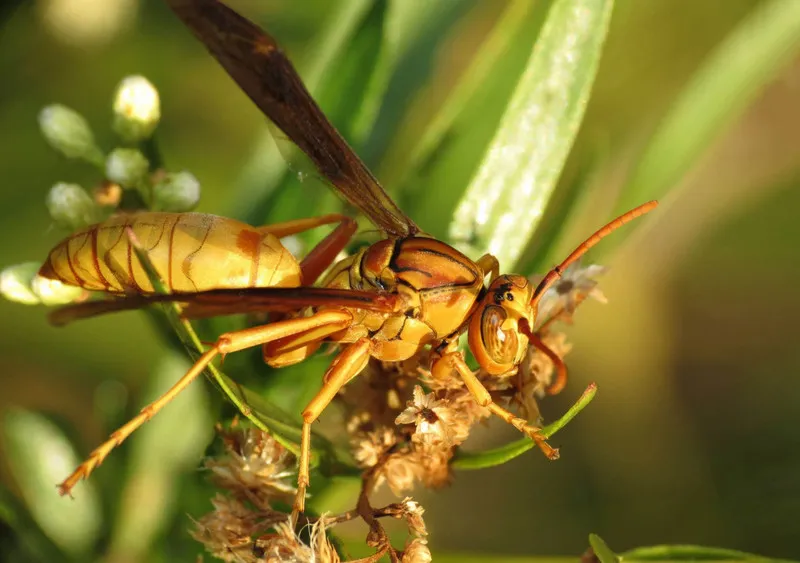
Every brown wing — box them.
[164,0,418,238]
[49,287,400,326]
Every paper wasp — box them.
[44,0,657,516]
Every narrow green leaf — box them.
[590,534,620,563]
[3,409,101,557]
[449,0,614,268]
[618,0,800,211]
[452,383,596,470]
[397,0,536,190]
[0,487,67,563]
[622,544,796,563]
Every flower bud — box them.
[105,148,150,189]
[38,104,104,165]
[46,182,102,230]
[152,171,201,212]
[0,263,41,304]
[112,75,161,142]
[31,274,84,305]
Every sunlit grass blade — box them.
[618,0,800,212]
[622,544,796,563]
[452,383,597,470]
[589,534,619,563]
[355,0,471,168]
[0,486,68,563]
[449,0,614,268]
[394,0,536,191]
[3,409,102,557]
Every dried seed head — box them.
[534,261,607,326]
[205,427,296,507]
[352,427,397,469]
[379,452,424,496]
[192,494,274,563]
[401,498,428,538]
[402,538,432,563]
[395,386,455,446]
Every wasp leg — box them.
[434,351,560,460]
[475,253,500,282]
[292,337,371,522]
[256,213,357,284]
[58,310,353,496]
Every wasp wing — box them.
[49,287,399,326]
[165,0,418,238]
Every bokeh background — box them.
[1,0,799,561]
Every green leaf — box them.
[0,486,67,563]
[448,0,614,268]
[618,0,800,212]
[621,544,797,563]
[452,383,596,470]
[394,0,537,191]
[590,534,620,563]
[3,409,102,557]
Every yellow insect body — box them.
[40,212,301,293]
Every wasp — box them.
[45,0,657,517]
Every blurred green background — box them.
[1,0,799,561]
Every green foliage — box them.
[2,0,799,561]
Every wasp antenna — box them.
[530,200,658,307]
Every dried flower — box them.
[352,427,397,469]
[380,452,424,496]
[402,538,432,563]
[205,427,296,507]
[395,386,455,446]
[401,498,428,539]
[534,261,607,326]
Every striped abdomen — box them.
[39,212,301,293]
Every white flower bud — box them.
[46,182,102,230]
[31,274,84,305]
[112,75,161,142]
[152,171,201,212]
[38,104,104,165]
[0,263,41,305]
[105,148,150,189]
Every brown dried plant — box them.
[192,262,604,562]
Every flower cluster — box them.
[342,261,605,503]
[193,424,432,562]
[1,75,200,306]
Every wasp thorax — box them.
[468,274,534,376]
